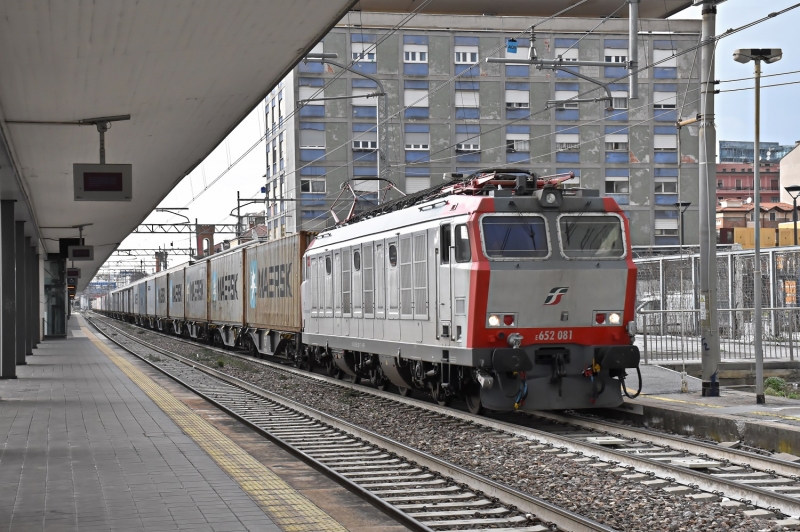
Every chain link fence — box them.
[634,247,800,362]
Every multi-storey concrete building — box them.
[262,12,702,246]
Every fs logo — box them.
[543,287,569,306]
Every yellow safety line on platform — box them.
[81,326,347,532]
[751,411,800,422]
[644,395,723,408]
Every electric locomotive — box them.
[301,168,640,413]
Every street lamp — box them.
[784,185,800,246]
[733,47,783,405]
[673,202,692,247]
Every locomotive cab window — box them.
[440,225,451,264]
[558,215,625,259]
[353,250,361,271]
[480,215,549,259]
[325,256,332,274]
[389,244,398,267]
[454,224,471,263]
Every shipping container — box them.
[185,261,208,321]
[245,233,310,332]
[169,269,185,319]
[155,273,169,317]
[146,278,156,316]
[209,250,243,325]
[133,281,146,315]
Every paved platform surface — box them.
[0,315,403,532]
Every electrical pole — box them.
[698,0,720,397]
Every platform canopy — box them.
[0,0,359,292]
[0,0,692,293]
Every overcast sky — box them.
[102,0,800,276]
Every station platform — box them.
[608,364,800,459]
[0,315,408,532]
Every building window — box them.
[612,95,628,109]
[654,134,677,151]
[554,89,579,108]
[299,128,325,149]
[654,49,677,67]
[606,141,628,151]
[655,180,678,194]
[717,179,723,189]
[352,139,377,151]
[604,49,627,63]
[454,46,478,64]
[299,86,324,105]
[301,179,326,193]
[403,89,429,108]
[455,91,480,108]
[555,133,580,152]
[352,42,376,62]
[653,91,677,109]
[554,47,579,62]
[736,179,743,189]
[405,132,430,150]
[352,87,378,106]
[605,171,630,195]
[404,44,428,63]
[505,88,530,109]
[770,212,777,221]
[455,134,479,152]
[655,228,679,237]
[506,135,530,153]
[771,196,780,203]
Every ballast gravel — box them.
[95,317,789,532]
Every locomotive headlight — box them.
[545,192,557,204]
[488,314,501,327]
[608,312,621,325]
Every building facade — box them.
[262,12,702,246]
[719,140,796,164]
[716,161,782,203]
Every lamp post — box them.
[673,202,692,247]
[733,48,783,405]
[785,185,800,246]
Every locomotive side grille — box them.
[400,236,413,317]
[413,233,427,318]
[363,245,374,315]
[342,248,352,315]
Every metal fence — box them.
[635,247,800,362]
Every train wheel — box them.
[370,368,388,391]
[464,383,483,415]
[325,360,341,379]
[398,387,412,397]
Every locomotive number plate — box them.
[534,330,573,341]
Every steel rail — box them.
[530,411,800,478]
[89,316,611,532]
[89,313,800,517]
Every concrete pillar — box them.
[0,200,17,379]
[25,237,34,356]
[15,222,26,366]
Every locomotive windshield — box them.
[558,215,625,259]
[480,215,549,259]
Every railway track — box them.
[88,315,612,532]
[89,313,800,525]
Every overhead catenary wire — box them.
[180,0,596,209]
[145,1,800,253]
[281,1,800,199]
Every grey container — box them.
[209,250,243,325]
[185,261,208,321]
[169,269,185,319]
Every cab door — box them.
[437,223,453,343]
